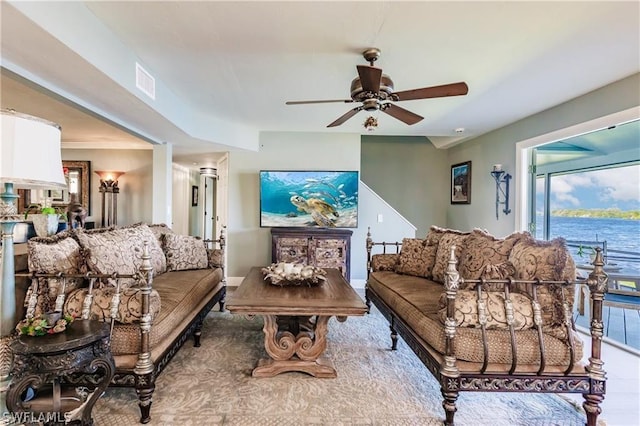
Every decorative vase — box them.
[29,214,60,238]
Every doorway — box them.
[200,168,217,240]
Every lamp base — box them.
[0,183,20,425]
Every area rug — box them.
[94,305,590,426]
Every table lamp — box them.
[0,109,67,420]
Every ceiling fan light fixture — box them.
[364,115,378,131]
[285,47,468,129]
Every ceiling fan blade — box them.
[286,99,354,105]
[392,82,469,101]
[357,65,382,93]
[327,106,363,128]
[382,103,423,125]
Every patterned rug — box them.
[94,305,589,426]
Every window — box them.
[530,120,639,276]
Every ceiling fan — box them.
[285,48,469,128]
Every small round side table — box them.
[7,320,115,425]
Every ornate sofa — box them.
[365,226,607,426]
[16,223,226,423]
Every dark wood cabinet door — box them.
[271,228,352,280]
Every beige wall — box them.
[62,148,153,226]
[227,131,361,279]
[361,135,449,236]
[446,73,640,237]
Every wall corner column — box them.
[152,144,172,225]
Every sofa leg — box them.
[134,371,156,424]
[194,320,203,347]
[218,290,226,312]
[390,320,398,351]
[583,393,604,426]
[441,388,458,426]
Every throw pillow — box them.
[438,289,535,330]
[207,248,224,269]
[458,229,527,282]
[508,236,576,326]
[162,234,209,271]
[396,238,437,278]
[64,287,161,324]
[25,231,86,315]
[147,223,174,242]
[75,223,167,288]
[371,253,400,272]
[425,225,468,247]
[478,261,517,291]
[431,231,470,283]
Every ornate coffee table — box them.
[226,267,367,378]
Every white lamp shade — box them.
[1,109,67,189]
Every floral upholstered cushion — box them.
[371,254,400,272]
[162,234,209,271]
[508,236,576,326]
[431,231,470,283]
[458,229,526,283]
[25,232,87,315]
[396,238,437,278]
[63,287,161,324]
[438,290,535,330]
[76,223,167,288]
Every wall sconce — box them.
[490,164,511,220]
[95,170,124,227]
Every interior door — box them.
[203,176,216,240]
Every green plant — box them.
[23,203,64,219]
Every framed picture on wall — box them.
[192,186,199,206]
[451,161,471,204]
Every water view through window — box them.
[535,163,640,275]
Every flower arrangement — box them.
[15,312,75,336]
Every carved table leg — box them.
[252,315,336,378]
[65,345,115,425]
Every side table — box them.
[7,320,115,425]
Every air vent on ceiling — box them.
[135,62,156,100]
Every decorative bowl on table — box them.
[261,262,327,287]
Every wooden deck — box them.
[574,293,640,351]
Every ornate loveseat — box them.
[365,226,607,426]
[16,223,226,423]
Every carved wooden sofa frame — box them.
[16,232,227,424]
[365,233,607,426]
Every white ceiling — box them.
[1,1,639,169]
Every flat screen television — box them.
[259,170,359,228]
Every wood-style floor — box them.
[564,330,640,426]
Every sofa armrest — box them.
[204,226,227,284]
[370,254,400,272]
[366,227,402,278]
[441,245,608,377]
